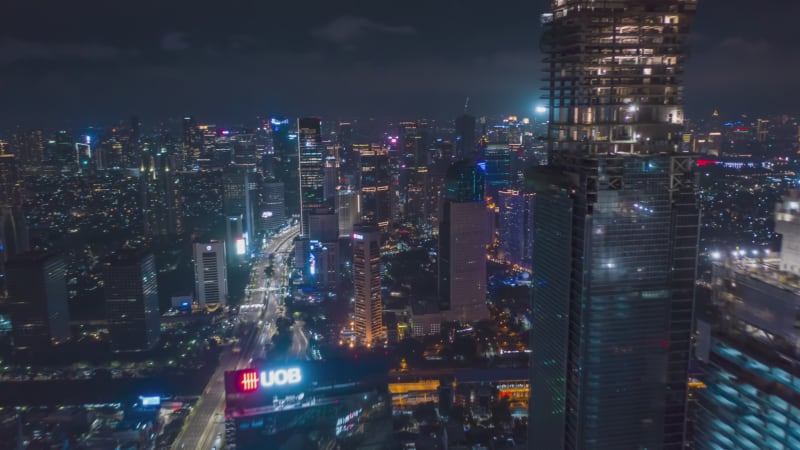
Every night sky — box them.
[2,0,798,127]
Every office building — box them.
[223,165,256,254]
[193,242,228,310]
[337,188,360,238]
[530,1,698,448]
[270,118,300,217]
[694,255,800,449]
[261,181,286,232]
[353,225,383,347]
[497,189,532,269]
[455,114,476,159]
[359,144,391,231]
[438,161,489,322]
[224,359,390,450]
[483,144,512,200]
[775,190,800,275]
[298,117,325,236]
[140,153,181,237]
[6,252,70,350]
[103,251,160,352]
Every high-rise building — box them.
[774,190,800,275]
[359,144,391,232]
[261,181,286,232]
[193,242,228,310]
[530,1,698,448]
[6,252,70,350]
[438,161,489,322]
[353,225,383,347]
[455,114,476,159]
[223,165,256,254]
[337,189,360,238]
[270,118,300,217]
[483,144,512,200]
[140,154,181,237]
[694,255,800,450]
[183,116,204,165]
[298,118,326,236]
[0,154,23,291]
[338,122,357,177]
[103,251,160,352]
[497,189,528,268]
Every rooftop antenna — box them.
[464,96,470,113]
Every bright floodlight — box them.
[535,106,548,114]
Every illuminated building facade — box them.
[298,117,325,236]
[103,251,160,352]
[483,143,512,200]
[694,258,800,450]
[359,144,391,231]
[193,242,228,310]
[541,0,694,160]
[353,225,383,346]
[261,181,286,231]
[140,153,181,237]
[497,189,534,269]
[224,360,390,450]
[530,1,698,448]
[270,118,300,217]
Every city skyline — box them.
[2,0,798,127]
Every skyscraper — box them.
[352,225,383,347]
[483,143,512,200]
[261,181,286,232]
[6,252,70,350]
[223,165,256,254]
[298,117,325,236]
[337,188,360,238]
[455,114,476,159]
[530,1,699,448]
[193,242,228,311]
[497,189,528,268]
[438,161,489,322]
[140,153,181,237]
[103,250,160,352]
[270,118,300,217]
[359,144,391,232]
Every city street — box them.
[172,224,299,450]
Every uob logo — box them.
[260,367,302,388]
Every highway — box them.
[173,224,299,450]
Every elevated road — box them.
[173,224,299,450]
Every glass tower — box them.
[530,1,699,448]
[298,117,325,236]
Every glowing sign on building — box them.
[139,396,161,406]
[262,211,273,219]
[236,367,302,393]
[353,233,364,240]
[235,238,246,255]
[239,369,259,392]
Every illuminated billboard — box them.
[231,367,303,394]
[235,238,246,255]
[139,396,161,406]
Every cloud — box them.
[161,32,190,51]
[0,39,120,64]
[718,36,771,54]
[312,16,415,43]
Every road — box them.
[173,224,299,450]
